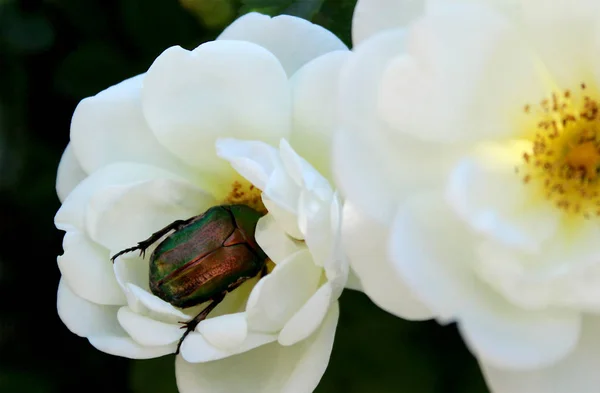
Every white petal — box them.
[334,30,458,224]
[218,13,347,77]
[390,192,582,369]
[290,51,350,179]
[142,43,291,174]
[481,316,600,393]
[377,3,547,143]
[117,306,183,346]
[197,312,248,350]
[55,162,183,233]
[447,143,560,253]
[352,0,426,45]
[390,191,491,320]
[124,283,192,324]
[298,192,332,268]
[70,74,191,176]
[176,303,338,393]
[476,226,600,312]
[216,138,279,191]
[343,202,432,320]
[86,177,215,252]
[322,194,348,297]
[57,278,123,337]
[262,196,303,240]
[180,331,277,363]
[279,139,332,200]
[522,0,600,88]
[56,144,87,202]
[113,253,149,294]
[256,214,304,264]
[459,304,581,370]
[57,230,126,305]
[278,283,332,346]
[89,335,176,359]
[246,250,322,333]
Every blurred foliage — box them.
[0,0,488,392]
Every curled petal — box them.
[89,335,176,359]
[344,202,432,320]
[352,0,426,45]
[117,306,183,346]
[218,13,347,77]
[480,316,600,393]
[57,278,122,337]
[142,42,291,174]
[58,231,125,305]
[56,144,87,202]
[290,51,350,180]
[70,74,190,176]
[176,303,338,393]
[246,250,321,333]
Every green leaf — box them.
[313,0,357,46]
[0,6,55,54]
[283,0,324,19]
[130,355,178,393]
[239,0,325,19]
[54,42,135,99]
[0,371,56,393]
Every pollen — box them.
[224,180,266,214]
[519,82,600,218]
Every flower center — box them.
[224,179,267,214]
[520,82,600,218]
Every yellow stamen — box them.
[223,179,266,214]
[520,82,600,218]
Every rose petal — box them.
[218,13,347,77]
[180,331,277,363]
[86,177,215,252]
[390,191,582,369]
[117,306,183,346]
[278,284,332,346]
[197,312,248,350]
[216,138,280,191]
[142,42,290,174]
[255,214,305,264]
[176,303,338,393]
[55,162,183,233]
[290,51,349,180]
[352,0,426,45]
[447,143,560,253]
[58,230,126,305]
[70,74,192,176]
[378,3,547,143]
[57,278,122,337]
[246,250,321,333]
[480,316,600,393]
[262,196,303,240]
[56,143,87,202]
[344,202,432,320]
[459,303,581,370]
[89,335,176,359]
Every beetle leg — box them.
[110,217,196,263]
[176,293,226,354]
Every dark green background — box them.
[0,0,489,391]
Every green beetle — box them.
[111,204,268,352]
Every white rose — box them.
[335,1,600,392]
[55,12,349,393]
